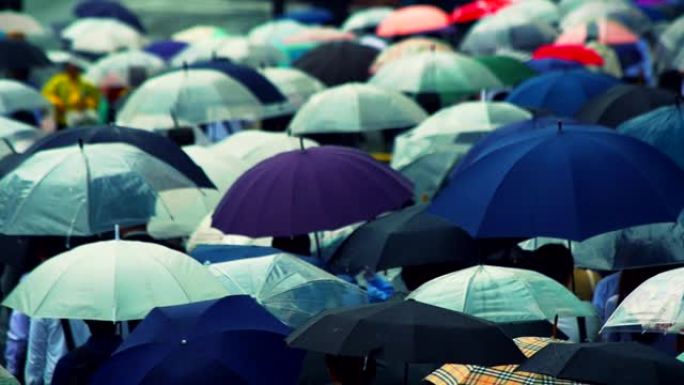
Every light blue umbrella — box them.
[618,105,684,170]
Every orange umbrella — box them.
[376,5,451,38]
[557,20,639,45]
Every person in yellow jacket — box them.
[42,63,101,130]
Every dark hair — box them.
[325,355,376,385]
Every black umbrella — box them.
[329,204,479,273]
[286,300,526,366]
[0,39,51,70]
[576,84,677,127]
[294,41,379,86]
[517,342,684,385]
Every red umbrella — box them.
[533,44,604,66]
[376,5,451,38]
[451,0,511,24]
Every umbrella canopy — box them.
[429,125,684,240]
[287,300,526,365]
[259,67,326,112]
[74,0,145,32]
[172,25,228,44]
[409,265,594,322]
[116,69,262,130]
[557,20,639,46]
[342,7,393,32]
[506,69,619,117]
[603,267,684,333]
[212,146,413,237]
[517,342,684,385]
[460,14,557,55]
[370,37,454,75]
[426,337,584,385]
[451,0,511,24]
[0,79,49,115]
[532,44,604,66]
[208,252,368,327]
[3,240,227,321]
[288,83,427,135]
[475,55,537,86]
[0,39,50,70]
[0,11,45,36]
[576,85,676,128]
[183,146,247,195]
[294,42,379,86]
[618,105,684,170]
[370,51,502,107]
[85,49,165,88]
[61,18,144,55]
[211,131,318,167]
[144,40,188,61]
[330,204,478,272]
[376,5,452,38]
[171,37,286,68]
[561,2,652,35]
[91,295,303,385]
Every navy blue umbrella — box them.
[74,0,145,32]
[3,125,214,188]
[144,40,188,62]
[91,295,304,385]
[525,58,583,73]
[430,125,684,241]
[506,69,620,117]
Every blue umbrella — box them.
[144,40,188,61]
[74,0,145,32]
[618,104,684,170]
[430,125,684,241]
[506,69,620,117]
[525,58,583,73]
[91,295,304,385]
[282,8,334,25]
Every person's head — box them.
[85,320,118,337]
[325,355,376,385]
[64,63,82,80]
[527,243,575,288]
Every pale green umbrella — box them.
[211,130,318,167]
[288,83,427,135]
[603,267,684,334]
[408,265,595,323]
[260,67,326,113]
[208,252,368,327]
[3,240,228,321]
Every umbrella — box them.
[409,265,594,322]
[3,240,227,320]
[429,125,684,240]
[526,58,583,72]
[603,267,684,333]
[212,146,412,238]
[506,69,619,117]
[561,2,652,35]
[426,337,584,385]
[85,50,166,88]
[330,204,478,272]
[517,342,684,385]
[211,131,318,167]
[74,0,145,32]
[288,83,427,135]
[259,67,326,112]
[475,55,537,86]
[61,18,144,55]
[172,25,228,44]
[557,20,639,46]
[143,40,188,62]
[171,37,287,68]
[91,295,303,385]
[460,14,557,55]
[370,51,502,108]
[0,79,49,115]
[618,105,684,170]
[282,7,333,25]
[207,252,368,327]
[294,42,379,86]
[287,300,526,365]
[342,7,393,32]
[0,39,50,70]
[183,146,247,195]
[451,0,510,24]
[376,5,452,38]
[370,37,454,75]
[116,69,262,130]
[0,11,45,36]
[576,84,676,127]
[532,44,604,66]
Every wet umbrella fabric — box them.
[74,0,145,32]
[212,146,413,237]
[430,126,684,241]
[618,105,684,170]
[576,85,676,128]
[287,300,526,365]
[91,295,303,385]
[516,342,684,385]
[294,42,379,86]
[0,39,50,70]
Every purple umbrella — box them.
[212,146,413,237]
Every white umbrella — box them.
[85,49,165,88]
[3,240,228,321]
[260,67,326,112]
[0,79,49,115]
[172,37,286,68]
[211,130,318,167]
[62,18,144,55]
[0,11,45,36]
[289,83,427,135]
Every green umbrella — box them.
[3,240,228,321]
[408,265,595,323]
[476,55,537,86]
